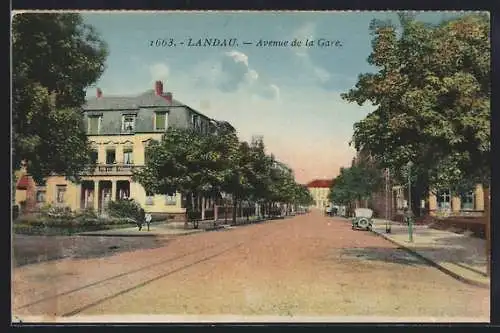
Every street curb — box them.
[76,216,287,238]
[371,230,490,289]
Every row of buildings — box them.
[304,150,486,218]
[14,80,223,221]
[352,150,486,219]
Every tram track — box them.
[13,221,282,317]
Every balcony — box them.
[83,163,144,176]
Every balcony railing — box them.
[83,163,144,175]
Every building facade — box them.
[306,179,333,210]
[17,80,219,219]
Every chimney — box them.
[96,88,102,98]
[164,92,173,102]
[155,80,163,95]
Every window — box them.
[146,191,154,205]
[88,116,100,135]
[192,114,201,130]
[155,112,167,131]
[89,149,98,164]
[122,115,136,133]
[36,190,46,203]
[106,149,116,164]
[165,193,177,205]
[437,189,451,209]
[118,188,130,200]
[123,147,133,165]
[460,191,475,210]
[56,185,67,204]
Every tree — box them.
[328,162,383,215]
[134,122,308,226]
[132,128,209,228]
[12,13,108,183]
[293,184,314,208]
[342,13,490,215]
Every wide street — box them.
[12,210,489,321]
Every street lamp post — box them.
[407,161,414,242]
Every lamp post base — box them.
[385,226,392,234]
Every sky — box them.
[81,11,465,184]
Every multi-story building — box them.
[306,179,333,210]
[16,80,219,220]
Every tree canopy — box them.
[328,161,383,206]
[342,13,490,196]
[12,13,108,183]
[132,124,313,223]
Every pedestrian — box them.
[137,208,145,231]
[145,213,152,231]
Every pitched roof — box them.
[83,89,184,111]
[306,179,333,188]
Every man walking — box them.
[145,213,152,231]
[137,208,145,231]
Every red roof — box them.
[16,175,31,190]
[306,179,333,188]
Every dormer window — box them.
[122,115,136,133]
[87,115,102,135]
[155,111,167,131]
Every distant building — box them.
[306,179,333,210]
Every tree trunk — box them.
[201,196,206,220]
[410,182,426,218]
[184,192,192,229]
[232,197,238,225]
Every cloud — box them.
[149,63,170,84]
[291,22,332,85]
[291,22,316,58]
[192,50,280,101]
[218,51,250,92]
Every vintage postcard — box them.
[11,10,491,323]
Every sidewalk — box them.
[78,215,275,237]
[371,218,489,288]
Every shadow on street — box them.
[12,234,169,267]
[338,247,426,266]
